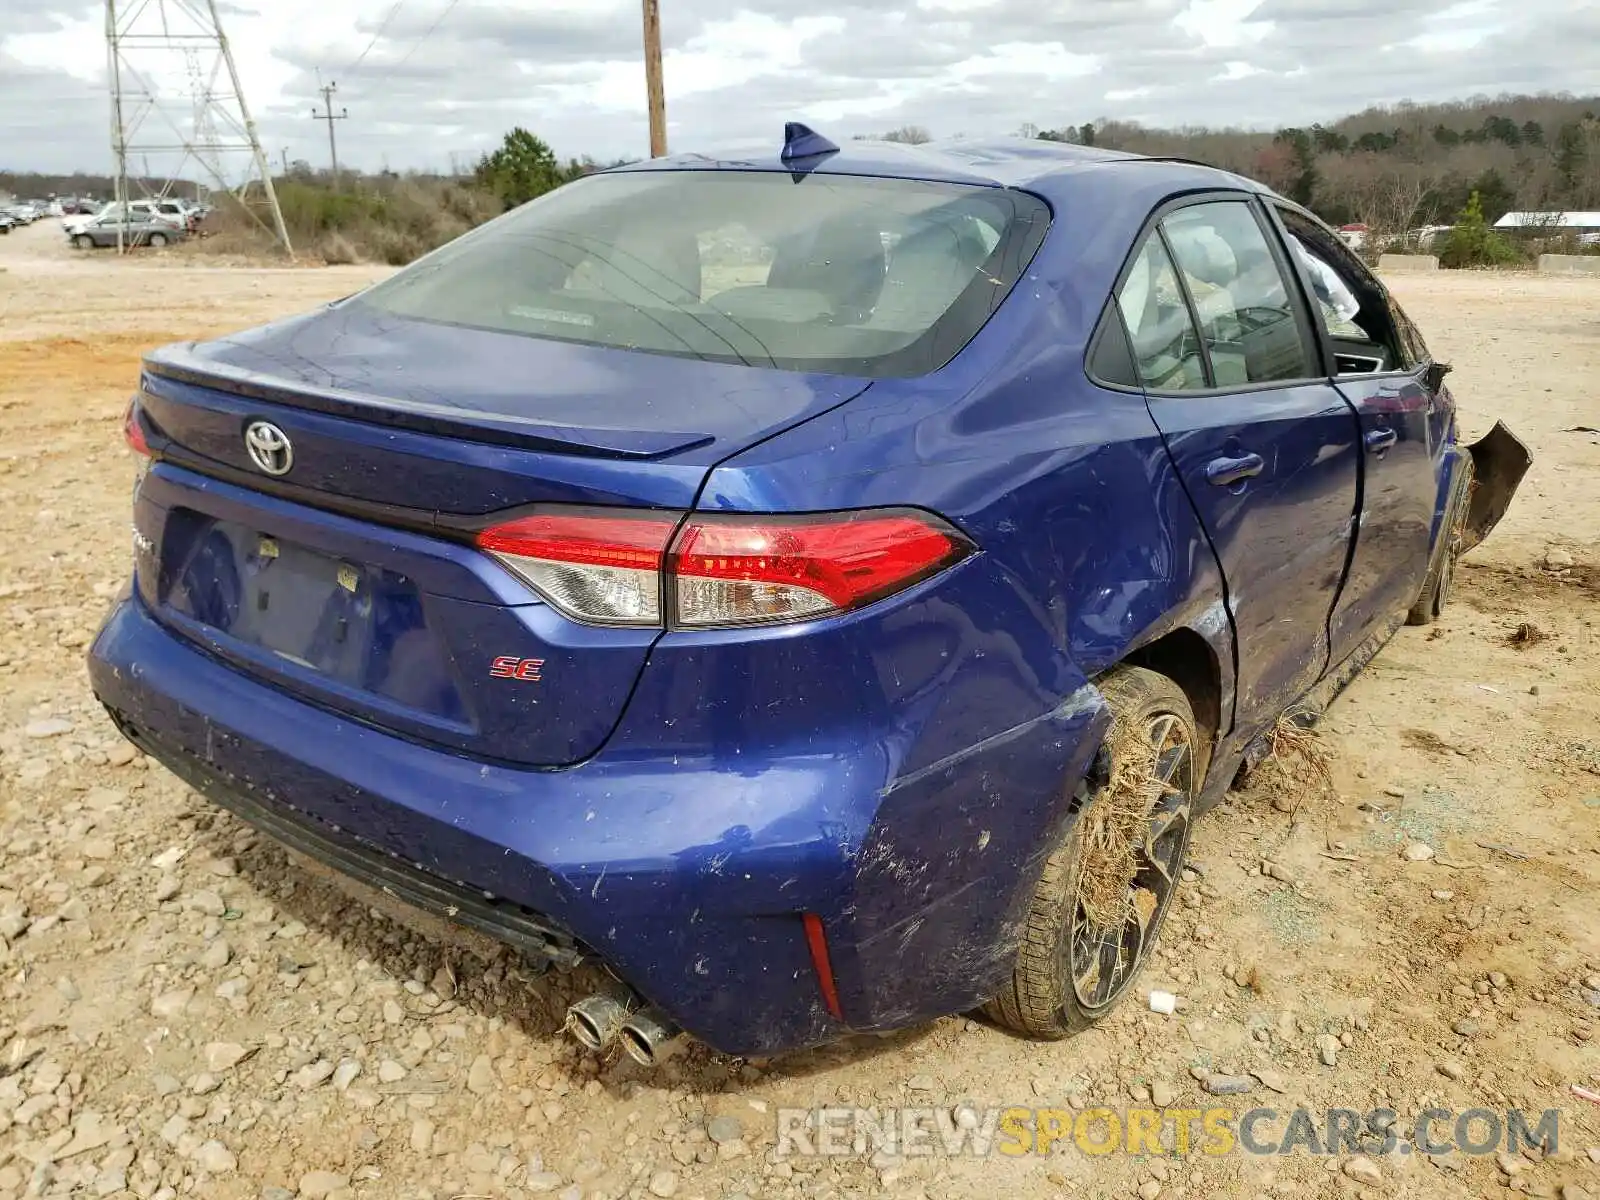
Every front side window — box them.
[357,171,1050,378]
[1387,297,1431,369]
[1160,202,1315,386]
[1275,205,1409,374]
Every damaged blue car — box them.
[89,126,1529,1061]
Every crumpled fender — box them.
[1462,420,1532,554]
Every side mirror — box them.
[1424,360,1452,392]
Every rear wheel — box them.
[985,667,1196,1038]
[72,234,94,250]
[1407,456,1473,626]
[147,232,169,248]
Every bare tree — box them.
[1316,153,1434,239]
[882,126,932,145]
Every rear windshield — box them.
[356,170,1051,378]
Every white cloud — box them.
[1,0,1595,177]
[949,42,1099,83]
[1212,60,1266,81]
[1176,0,1271,47]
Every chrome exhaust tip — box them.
[566,993,628,1051]
[618,1007,683,1066]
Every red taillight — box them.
[475,507,972,629]
[475,510,677,626]
[123,397,151,456]
[670,511,970,627]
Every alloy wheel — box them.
[1066,711,1193,1012]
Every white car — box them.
[62,204,105,232]
[63,201,184,236]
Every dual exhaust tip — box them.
[567,993,682,1066]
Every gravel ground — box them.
[1,223,1598,1200]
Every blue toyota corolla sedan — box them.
[89,127,1527,1062]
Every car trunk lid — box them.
[133,309,871,767]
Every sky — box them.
[2,0,1597,181]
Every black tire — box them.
[1407,456,1473,626]
[985,666,1197,1039]
[72,234,94,250]
[147,232,168,248]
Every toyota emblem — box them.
[243,420,294,476]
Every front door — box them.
[1116,198,1362,731]
[1270,206,1443,665]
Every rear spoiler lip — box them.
[142,342,715,462]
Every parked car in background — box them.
[92,129,1531,1062]
[150,198,202,231]
[64,200,183,238]
[0,213,13,235]
[68,209,187,248]
[62,203,104,232]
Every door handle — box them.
[1204,453,1265,487]
[1365,427,1398,453]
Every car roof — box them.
[612,134,1273,203]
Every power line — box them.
[381,0,462,82]
[343,0,407,78]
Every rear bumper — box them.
[89,590,1108,1055]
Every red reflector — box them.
[475,512,676,570]
[670,511,969,620]
[123,397,151,456]
[802,912,843,1021]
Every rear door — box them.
[1270,205,1442,666]
[1118,197,1363,730]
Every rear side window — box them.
[357,171,1050,378]
[1116,236,1208,390]
[1160,202,1315,386]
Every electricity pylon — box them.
[105,0,292,255]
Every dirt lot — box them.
[0,221,1597,1200]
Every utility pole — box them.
[281,147,290,175]
[311,81,349,185]
[641,0,666,158]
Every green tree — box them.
[1520,120,1545,147]
[1438,191,1520,268]
[1311,123,1348,153]
[1481,114,1522,147]
[474,127,566,212]
[1432,124,1461,147]
[1555,121,1588,199]
[1470,168,1515,224]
